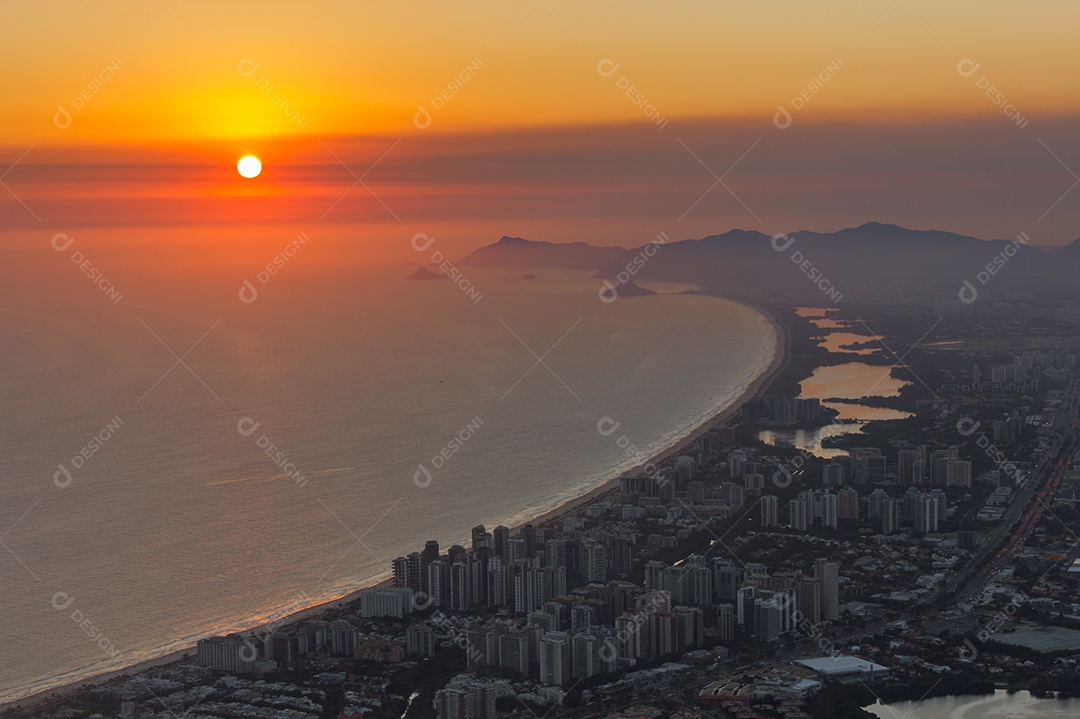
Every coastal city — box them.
[12,299,1080,719]
[9,2,1080,718]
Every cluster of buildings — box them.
[955,353,1074,393]
[867,487,950,534]
[183,401,1025,718]
[172,334,1076,719]
[742,397,824,425]
[434,677,502,719]
[640,556,840,642]
[776,488,859,530]
[196,617,409,674]
[388,529,712,686]
[758,479,952,535]
[35,319,1080,719]
[799,446,976,490]
[388,529,600,615]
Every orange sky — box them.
[3,2,1080,254]
[5,1,1080,142]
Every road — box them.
[946,376,1079,606]
[779,376,1079,661]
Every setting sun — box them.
[237,155,262,178]
[7,3,1080,714]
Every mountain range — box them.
[459,236,627,269]
[457,223,1080,303]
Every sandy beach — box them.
[5,299,789,712]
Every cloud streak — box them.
[2,116,1078,250]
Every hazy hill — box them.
[404,266,448,280]
[591,223,1065,301]
[1051,237,1080,258]
[460,223,1076,302]
[458,236,626,269]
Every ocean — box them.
[0,259,776,703]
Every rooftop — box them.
[991,626,1080,653]
[796,655,889,677]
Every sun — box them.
[237,155,262,179]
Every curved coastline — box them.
[517,299,787,531]
[2,297,789,712]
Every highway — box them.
[779,376,1079,661]
[944,376,1079,607]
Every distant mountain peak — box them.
[458,223,1074,300]
[1054,236,1080,254]
[460,236,626,269]
[404,266,448,280]
[842,221,915,237]
[590,221,1071,296]
[606,279,656,298]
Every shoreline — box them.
[524,299,789,530]
[0,571,400,711]
[3,297,790,712]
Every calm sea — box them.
[0,259,776,703]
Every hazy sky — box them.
[3,1,1080,256]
